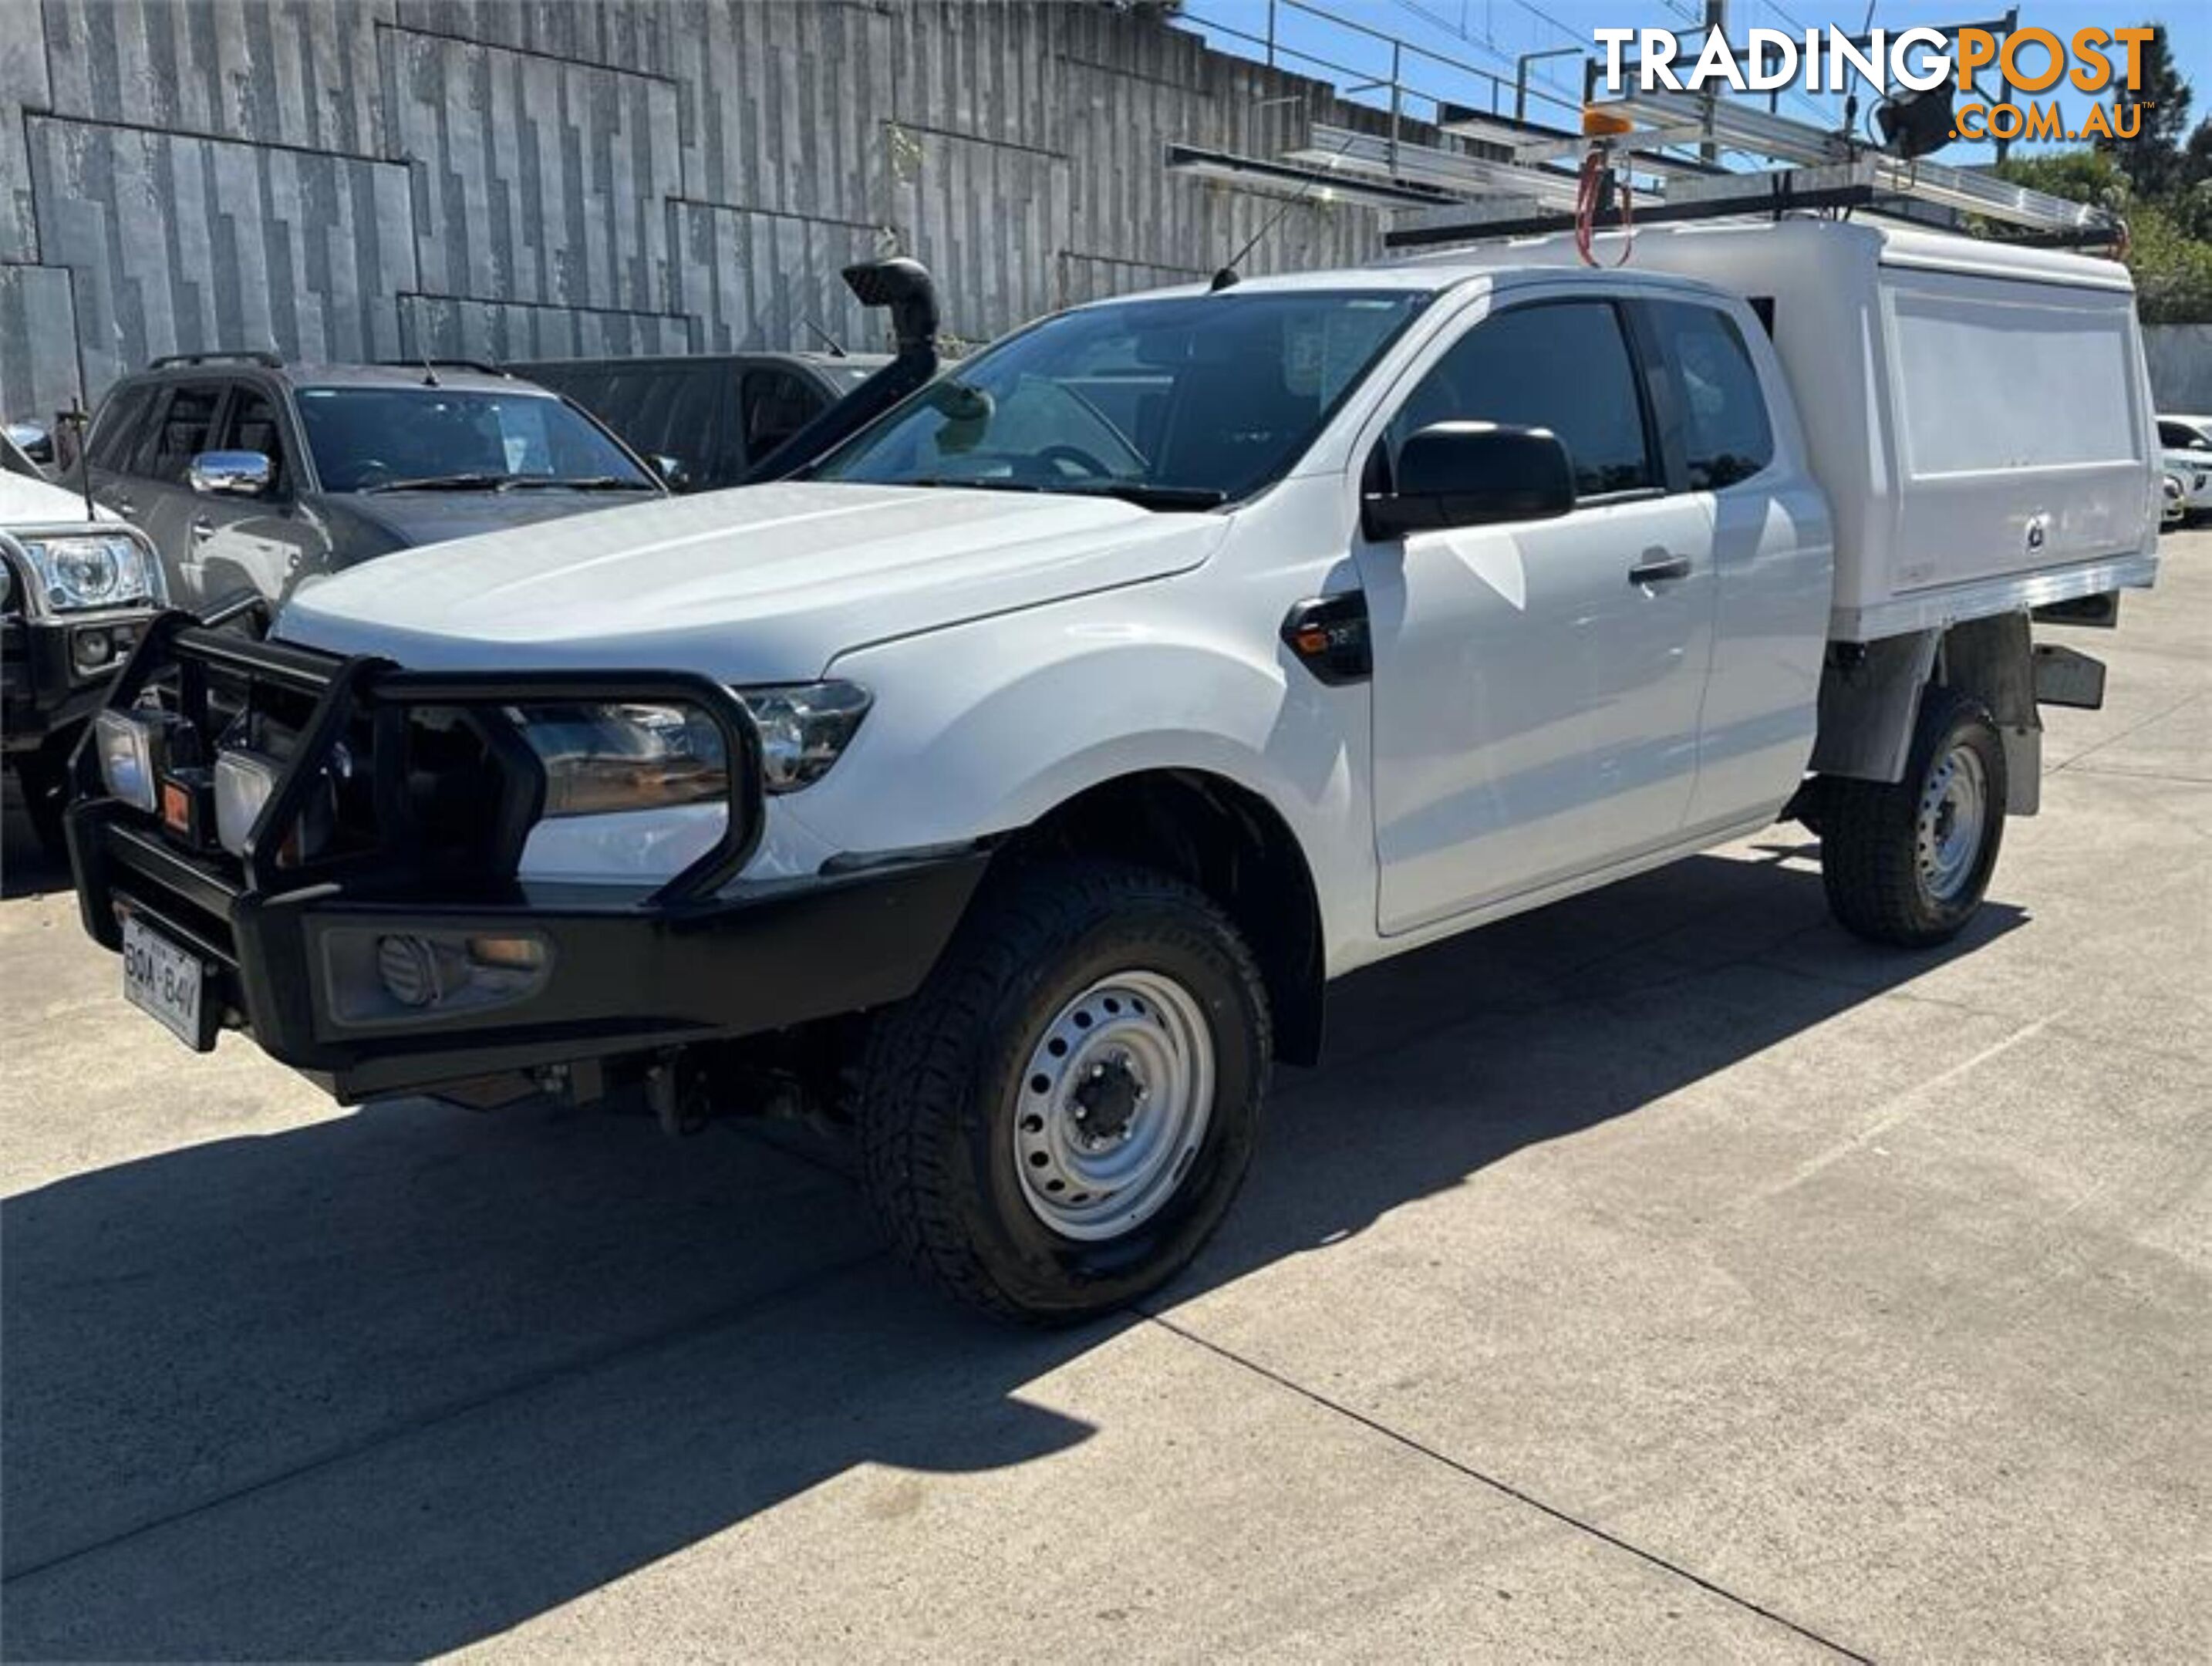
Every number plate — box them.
[123,914,211,1051]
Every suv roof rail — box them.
[148,349,285,370]
[377,358,512,377]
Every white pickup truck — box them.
[64,220,2158,1321]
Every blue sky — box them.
[1177,2,2211,159]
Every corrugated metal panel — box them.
[891,0,1064,150]
[0,265,81,420]
[39,0,390,158]
[884,122,1071,344]
[27,115,416,393]
[4,2,1404,406]
[676,0,892,226]
[383,28,679,315]
[398,292,690,362]
[0,0,49,262]
[673,201,884,356]
[394,0,678,77]
[1055,251,1205,309]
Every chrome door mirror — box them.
[189,450,272,497]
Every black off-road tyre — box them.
[850,859,1270,1325]
[1820,686,2008,948]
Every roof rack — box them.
[377,358,512,376]
[148,349,284,370]
[1163,43,2124,257]
[1387,153,2118,250]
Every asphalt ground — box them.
[2,531,2205,1661]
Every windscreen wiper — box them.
[1050,481,1227,511]
[360,472,520,493]
[501,476,656,491]
[888,477,1048,494]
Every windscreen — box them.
[295,387,654,493]
[813,288,1431,506]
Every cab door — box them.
[184,381,323,605]
[123,380,229,578]
[1353,295,1717,936]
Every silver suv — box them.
[83,354,666,610]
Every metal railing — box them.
[1175,0,1588,174]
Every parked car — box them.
[59,226,2160,1322]
[80,354,667,610]
[2156,414,2212,521]
[512,351,884,494]
[2,428,167,854]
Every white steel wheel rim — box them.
[1917,742,1988,903]
[1011,969,1216,1242]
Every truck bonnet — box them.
[274,480,1229,683]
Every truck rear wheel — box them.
[850,859,1270,1324]
[1819,686,2008,947]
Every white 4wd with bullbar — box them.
[65,222,2159,1321]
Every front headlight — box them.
[507,684,868,884]
[18,534,164,612]
[736,681,872,794]
[513,703,731,817]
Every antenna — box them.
[404,295,440,387]
[62,398,94,524]
[801,317,847,356]
[1212,98,1362,291]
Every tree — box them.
[2098,23,2193,195]
[1998,147,2212,323]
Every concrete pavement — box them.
[2,534,2205,1661]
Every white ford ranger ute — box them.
[62,224,2159,1321]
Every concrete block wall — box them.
[0,0,1404,420]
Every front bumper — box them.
[65,614,986,1101]
[0,609,153,750]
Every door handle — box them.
[1628,552,1692,585]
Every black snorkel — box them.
[744,257,941,483]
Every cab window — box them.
[148,383,225,484]
[221,389,292,496]
[89,383,158,473]
[1386,300,1655,498]
[743,369,824,468]
[1647,300,1774,491]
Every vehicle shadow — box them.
[0,845,2025,1659]
[1,774,70,900]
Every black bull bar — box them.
[62,612,985,1101]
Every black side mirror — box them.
[648,453,689,491]
[1364,422,1575,539]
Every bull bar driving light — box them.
[213,750,282,856]
[94,708,197,814]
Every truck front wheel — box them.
[1819,686,2008,947]
[850,859,1270,1324]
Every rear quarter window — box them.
[89,384,157,473]
[1650,300,1775,491]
